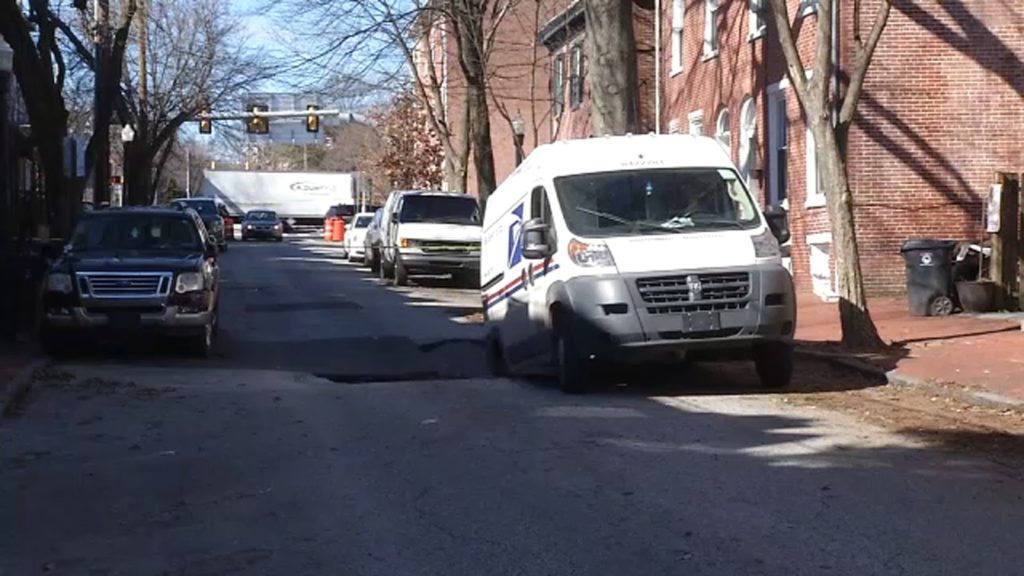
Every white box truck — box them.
[197,170,356,226]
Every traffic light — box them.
[198,111,212,135]
[246,104,269,134]
[306,105,320,133]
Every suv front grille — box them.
[78,272,173,298]
[637,272,751,314]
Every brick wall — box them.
[845,0,1024,294]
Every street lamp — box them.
[511,113,525,167]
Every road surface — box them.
[2,238,1022,575]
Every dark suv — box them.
[169,198,229,252]
[41,207,221,356]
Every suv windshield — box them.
[173,200,216,216]
[70,214,202,252]
[245,211,278,221]
[554,168,760,237]
[398,196,480,225]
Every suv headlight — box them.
[568,239,615,268]
[175,272,204,293]
[47,273,73,294]
[752,227,781,258]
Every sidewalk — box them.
[797,294,1024,406]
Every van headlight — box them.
[751,228,781,258]
[175,272,204,293]
[47,273,73,294]
[568,239,615,268]
[399,238,419,248]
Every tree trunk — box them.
[816,124,885,349]
[583,0,639,135]
[124,142,153,206]
[466,78,496,203]
[444,94,471,193]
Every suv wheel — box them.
[190,323,214,358]
[394,257,409,286]
[754,341,793,389]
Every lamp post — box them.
[118,124,134,206]
[511,113,525,167]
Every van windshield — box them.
[398,196,481,225]
[553,168,761,238]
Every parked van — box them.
[480,135,795,392]
[379,191,482,286]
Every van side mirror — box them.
[764,205,790,245]
[389,211,398,224]
[522,219,554,260]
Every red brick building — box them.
[433,0,1023,297]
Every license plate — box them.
[682,311,720,332]
[108,311,141,330]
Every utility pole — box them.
[185,147,191,198]
[92,0,111,205]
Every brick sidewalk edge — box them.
[2,358,49,417]
[794,348,1024,411]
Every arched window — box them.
[738,97,757,186]
[715,108,731,158]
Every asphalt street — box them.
[2,238,1023,575]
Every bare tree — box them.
[766,0,890,348]
[0,0,137,235]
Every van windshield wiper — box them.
[576,207,682,234]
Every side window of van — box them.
[530,186,551,223]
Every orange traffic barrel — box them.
[331,218,345,242]
[324,218,334,241]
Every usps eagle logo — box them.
[507,203,525,267]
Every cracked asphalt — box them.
[2,238,1023,575]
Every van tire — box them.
[556,328,591,394]
[486,331,509,377]
[368,249,379,272]
[394,257,409,286]
[754,341,793,389]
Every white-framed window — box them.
[688,110,704,136]
[715,108,731,158]
[551,52,565,118]
[749,0,766,40]
[671,0,685,74]
[738,96,757,187]
[569,44,584,108]
[798,0,820,17]
[805,126,826,207]
[703,0,719,59]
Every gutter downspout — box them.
[655,0,662,133]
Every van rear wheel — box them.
[394,257,409,286]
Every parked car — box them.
[169,198,228,252]
[379,191,481,287]
[363,208,385,272]
[241,210,284,242]
[480,134,795,393]
[343,212,375,262]
[40,207,221,357]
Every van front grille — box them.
[637,272,751,313]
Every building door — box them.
[767,87,788,207]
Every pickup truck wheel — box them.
[556,328,591,394]
[394,258,409,286]
[754,341,793,389]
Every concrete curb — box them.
[2,358,49,417]
[795,347,1024,411]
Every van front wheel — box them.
[556,329,591,394]
[754,341,793,389]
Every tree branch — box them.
[766,0,810,104]
[51,11,95,68]
[838,0,891,125]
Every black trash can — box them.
[900,239,957,316]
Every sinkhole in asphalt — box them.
[314,339,489,384]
